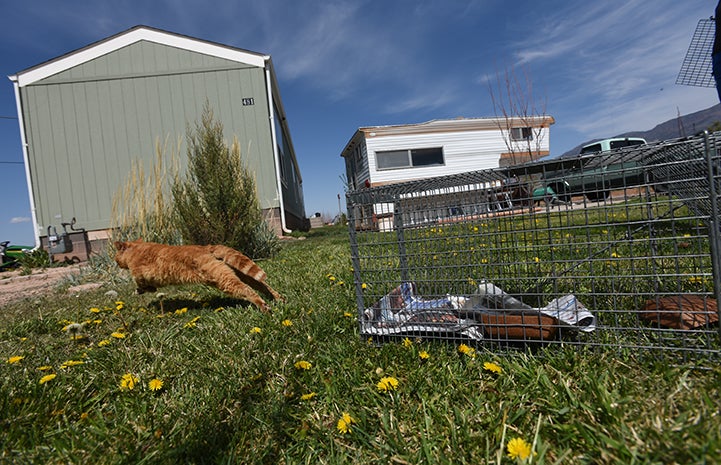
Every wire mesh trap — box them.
[676,18,715,88]
[346,132,721,359]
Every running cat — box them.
[114,239,282,312]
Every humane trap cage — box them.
[676,18,715,88]
[346,132,721,358]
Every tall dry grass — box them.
[110,137,182,245]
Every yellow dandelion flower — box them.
[39,373,57,385]
[294,360,312,370]
[377,376,399,392]
[250,326,262,334]
[183,316,201,328]
[532,256,540,263]
[60,360,84,369]
[402,337,413,348]
[688,276,703,284]
[300,392,317,401]
[174,307,188,315]
[610,252,620,258]
[37,365,53,371]
[282,319,293,327]
[361,282,368,290]
[89,307,101,313]
[98,339,111,347]
[215,307,225,312]
[344,311,354,318]
[148,378,164,391]
[483,361,503,374]
[507,437,533,461]
[458,344,476,357]
[120,373,139,391]
[419,350,430,360]
[115,301,125,310]
[337,412,355,434]
[79,412,89,420]
[111,332,126,339]
[7,355,24,364]
[328,275,336,282]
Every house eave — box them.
[10,25,269,87]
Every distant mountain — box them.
[560,103,721,157]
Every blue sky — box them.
[0,0,717,246]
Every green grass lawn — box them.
[1,225,720,464]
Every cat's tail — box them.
[208,245,284,302]
[208,245,266,281]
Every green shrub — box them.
[172,103,277,258]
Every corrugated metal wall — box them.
[20,40,278,233]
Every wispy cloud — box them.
[511,0,715,144]
[10,217,30,224]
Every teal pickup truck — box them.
[545,137,647,202]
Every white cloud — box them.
[512,0,715,143]
[10,217,30,224]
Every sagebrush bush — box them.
[172,104,278,258]
[110,103,279,259]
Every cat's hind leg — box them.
[201,260,271,312]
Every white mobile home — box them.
[341,116,554,230]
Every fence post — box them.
[346,192,368,321]
[394,201,410,283]
[703,131,721,333]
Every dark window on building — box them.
[510,127,533,141]
[376,147,444,170]
[411,147,444,167]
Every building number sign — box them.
[242,98,255,106]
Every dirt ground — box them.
[0,265,92,307]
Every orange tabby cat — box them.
[114,239,282,312]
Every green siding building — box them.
[10,25,306,247]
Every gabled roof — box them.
[10,25,270,87]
